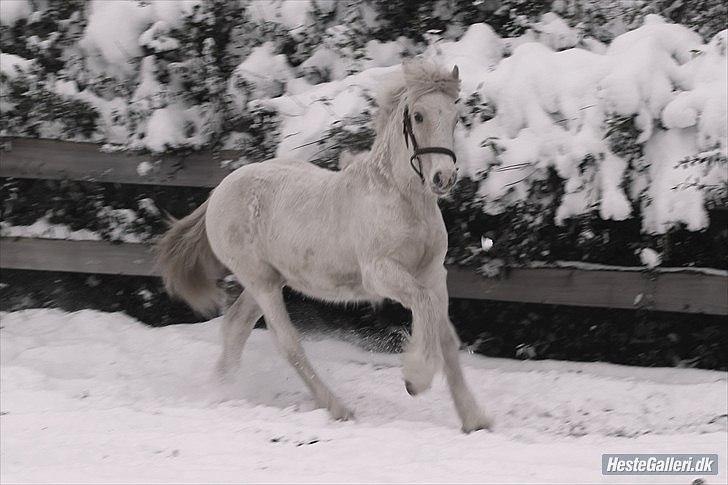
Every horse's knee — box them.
[440,321,461,353]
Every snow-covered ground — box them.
[1,309,726,484]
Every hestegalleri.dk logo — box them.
[602,454,719,475]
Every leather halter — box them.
[402,105,457,184]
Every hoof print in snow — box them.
[295,439,320,447]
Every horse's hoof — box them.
[330,404,355,422]
[401,351,435,395]
[461,415,493,434]
[405,380,418,396]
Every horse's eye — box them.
[414,112,424,123]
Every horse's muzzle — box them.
[431,170,457,195]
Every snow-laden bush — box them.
[1,0,726,269]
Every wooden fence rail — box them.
[1,137,727,315]
[0,137,232,187]
[2,237,725,315]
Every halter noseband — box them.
[402,105,457,184]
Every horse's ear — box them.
[451,65,459,80]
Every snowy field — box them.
[1,309,726,484]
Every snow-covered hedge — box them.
[1,0,726,269]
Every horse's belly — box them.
[279,264,374,303]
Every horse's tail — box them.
[156,200,226,316]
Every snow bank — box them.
[1,309,726,483]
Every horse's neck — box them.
[350,106,430,192]
[345,125,439,220]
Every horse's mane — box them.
[374,60,460,134]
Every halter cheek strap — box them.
[402,105,457,184]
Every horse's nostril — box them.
[433,172,444,188]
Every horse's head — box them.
[402,62,460,197]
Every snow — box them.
[130,55,167,118]
[260,66,398,161]
[138,197,160,216]
[534,12,579,51]
[639,248,662,269]
[529,260,728,277]
[147,0,200,29]
[145,106,191,152]
[0,53,33,113]
[428,16,726,232]
[0,218,100,241]
[246,0,322,39]
[229,42,294,102]
[136,161,155,177]
[480,236,494,252]
[363,38,414,70]
[0,212,145,243]
[124,54,211,153]
[0,0,31,27]
[0,52,32,79]
[139,21,180,53]
[425,22,504,94]
[54,80,129,144]
[1,309,726,483]
[80,0,199,78]
[642,128,711,233]
[80,1,153,78]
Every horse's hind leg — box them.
[216,290,263,380]
[253,287,353,421]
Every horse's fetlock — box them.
[401,346,438,395]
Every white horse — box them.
[157,61,491,432]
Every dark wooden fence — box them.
[1,137,726,315]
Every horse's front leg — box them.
[429,270,492,433]
[362,258,444,395]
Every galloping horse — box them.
[157,61,490,432]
